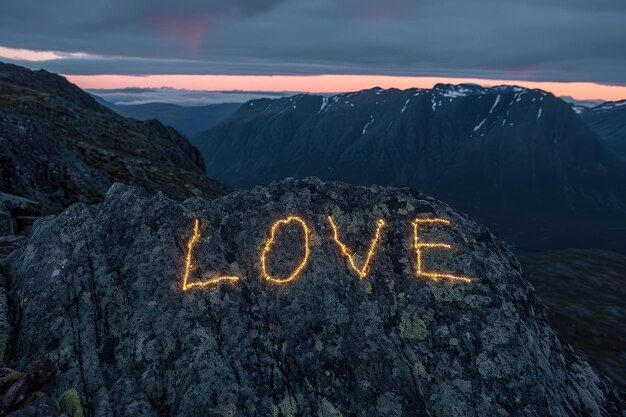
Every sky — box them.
[1,0,625,100]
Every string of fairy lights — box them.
[260,216,312,285]
[327,216,386,279]
[180,218,241,291]
[411,218,473,283]
[181,215,473,291]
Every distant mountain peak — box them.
[591,99,626,112]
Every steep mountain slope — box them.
[95,98,241,137]
[0,62,228,213]
[520,249,626,391]
[1,179,624,416]
[581,100,626,160]
[196,85,626,251]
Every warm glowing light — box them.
[180,215,474,290]
[184,275,241,290]
[0,46,58,61]
[327,216,386,279]
[260,216,312,285]
[181,218,240,291]
[411,218,473,283]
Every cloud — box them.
[89,87,295,106]
[0,0,625,85]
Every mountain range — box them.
[95,98,241,138]
[194,85,626,252]
[580,100,626,160]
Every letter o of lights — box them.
[260,216,312,285]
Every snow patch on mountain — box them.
[593,100,626,112]
[401,98,411,113]
[362,115,374,134]
[489,95,501,114]
[474,117,487,132]
[319,97,328,112]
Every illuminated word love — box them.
[181,215,473,291]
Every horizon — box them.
[63,73,626,102]
[1,51,624,102]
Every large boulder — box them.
[1,178,624,417]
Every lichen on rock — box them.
[57,389,83,417]
[399,313,429,341]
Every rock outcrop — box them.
[1,178,624,416]
[0,62,228,213]
[0,193,43,260]
[0,204,12,237]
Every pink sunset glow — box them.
[65,74,626,101]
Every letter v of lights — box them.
[181,219,240,291]
[327,216,386,279]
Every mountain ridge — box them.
[94,97,241,138]
[580,100,626,160]
[0,61,229,212]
